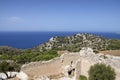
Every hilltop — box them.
[33,33,120,52]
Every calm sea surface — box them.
[0,32,120,49]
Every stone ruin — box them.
[20,47,120,80]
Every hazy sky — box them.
[0,0,120,32]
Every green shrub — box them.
[32,50,59,61]
[79,75,87,80]
[107,40,120,50]
[89,63,116,80]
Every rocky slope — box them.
[0,46,22,55]
[33,33,112,52]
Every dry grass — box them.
[57,50,69,55]
[100,50,120,56]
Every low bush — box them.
[79,75,87,80]
[89,63,116,80]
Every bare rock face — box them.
[80,47,94,56]
[0,72,18,80]
[16,71,29,80]
[0,73,7,80]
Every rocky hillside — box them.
[0,46,22,55]
[33,33,113,52]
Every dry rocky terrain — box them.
[100,50,120,56]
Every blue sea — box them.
[0,32,120,49]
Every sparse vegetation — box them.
[79,75,87,80]
[93,50,99,54]
[0,46,22,55]
[103,55,107,59]
[107,39,120,50]
[89,63,116,80]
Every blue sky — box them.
[0,0,120,32]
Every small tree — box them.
[0,61,10,78]
[0,61,20,79]
[89,63,116,80]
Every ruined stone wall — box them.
[21,48,120,80]
[21,58,62,78]
[80,58,92,78]
[61,53,81,67]
[75,60,81,80]
[21,53,82,79]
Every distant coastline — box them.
[0,32,120,49]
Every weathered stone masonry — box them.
[21,48,120,80]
